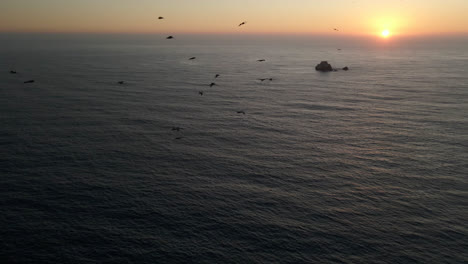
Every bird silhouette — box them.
[10,70,17,74]
[238,21,247,27]
[199,91,204,96]
[209,82,216,87]
[258,78,267,82]
[189,57,196,60]
[333,28,339,31]
[257,59,266,62]
[172,127,183,131]
[268,78,273,81]
[215,74,220,78]
[117,81,124,84]
[158,16,164,19]
[24,80,34,84]
[174,137,183,140]
[237,111,246,115]
[166,36,174,39]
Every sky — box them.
[1,0,467,36]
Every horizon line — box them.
[1,30,468,38]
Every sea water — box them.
[1,33,467,263]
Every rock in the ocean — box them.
[315,61,333,72]
[342,66,349,71]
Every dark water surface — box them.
[1,34,467,263]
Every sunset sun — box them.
[381,29,390,38]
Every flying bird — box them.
[117,81,124,84]
[166,36,174,39]
[237,111,246,115]
[333,28,339,31]
[24,80,34,84]
[209,82,216,87]
[268,78,273,81]
[257,59,265,62]
[199,91,204,96]
[215,74,220,78]
[174,137,183,140]
[238,21,247,27]
[10,70,17,74]
[258,78,267,82]
[189,57,196,60]
[158,17,164,19]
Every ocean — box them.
[1,33,467,263]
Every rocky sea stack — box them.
[315,61,333,72]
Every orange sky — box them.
[1,0,467,36]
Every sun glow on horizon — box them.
[381,29,390,38]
